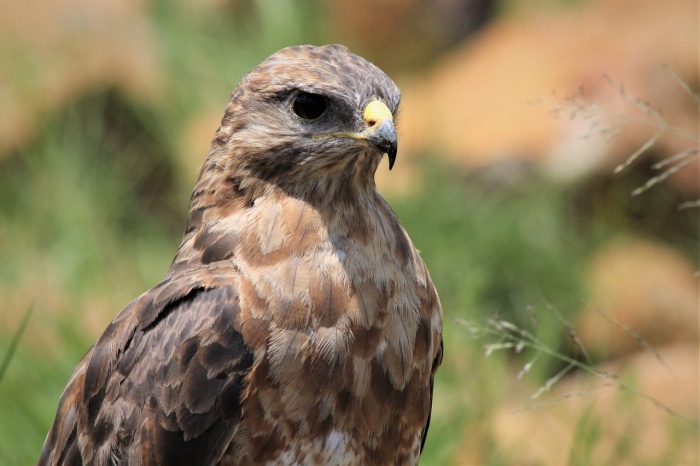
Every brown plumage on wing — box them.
[39,44,443,466]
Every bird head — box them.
[202,45,401,202]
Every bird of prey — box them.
[39,44,443,466]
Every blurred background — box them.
[0,0,697,464]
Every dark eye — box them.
[291,92,327,120]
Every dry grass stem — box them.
[455,305,700,427]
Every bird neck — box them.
[195,141,381,212]
[170,149,384,271]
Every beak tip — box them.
[388,150,396,170]
[368,119,398,171]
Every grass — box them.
[0,305,33,387]
[1,1,697,465]
[0,152,590,464]
[392,165,591,463]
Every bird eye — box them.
[291,92,327,120]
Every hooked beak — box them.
[363,100,398,170]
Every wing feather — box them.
[420,338,443,453]
[38,271,254,466]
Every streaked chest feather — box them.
[255,429,422,466]
[182,192,440,464]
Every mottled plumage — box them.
[39,44,443,466]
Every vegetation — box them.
[1,1,697,464]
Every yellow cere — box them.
[363,100,393,127]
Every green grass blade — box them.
[0,303,34,386]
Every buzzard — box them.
[39,44,443,466]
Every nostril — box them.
[366,119,377,127]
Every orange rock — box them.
[577,238,698,358]
[400,0,698,193]
[0,0,162,156]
